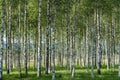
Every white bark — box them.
[0,0,4,79]
[97,8,102,75]
[7,1,12,74]
[71,6,77,79]
[51,1,57,79]
[24,0,28,75]
[37,0,42,77]
[51,28,55,80]
[45,0,50,74]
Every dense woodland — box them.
[0,0,120,80]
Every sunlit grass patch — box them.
[1,66,120,80]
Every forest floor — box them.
[2,66,120,80]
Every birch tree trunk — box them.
[33,29,37,69]
[91,7,97,78]
[86,14,90,72]
[111,15,115,71]
[37,0,42,77]
[51,28,55,80]
[28,24,31,69]
[7,0,12,74]
[51,0,57,79]
[97,8,102,75]
[118,4,120,77]
[61,18,64,67]
[5,0,9,71]
[0,0,5,79]
[11,28,15,69]
[106,23,111,70]
[71,6,77,79]
[66,8,70,70]
[18,0,22,77]
[45,0,50,74]
[119,27,120,77]
[24,0,28,75]
[83,30,86,67]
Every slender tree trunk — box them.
[118,4,120,77]
[70,16,72,71]
[97,8,102,75]
[119,37,120,76]
[7,0,12,74]
[51,3,56,78]
[79,33,82,67]
[49,28,52,71]
[51,1,57,79]
[106,23,111,70]
[33,29,37,69]
[86,14,90,72]
[0,0,5,79]
[37,0,42,77]
[18,0,22,77]
[66,8,70,70]
[33,35,36,69]
[105,23,109,70]
[91,7,97,78]
[9,1,12,72]
[51,28,55,80]
[94,7,97,67]
[71,7,77,79]
[28,24,31,69]
[11,30,15,69]
[24,0,28,75]
[45,0,50,74]
[44,33,46,67]
[118,25,120,77]
[5,0,9,71]
[111,16,115,71]
[61,12,65,67]
[83,30,86,67]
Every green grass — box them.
[2,67,120,80]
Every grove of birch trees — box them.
[0,0,120,80]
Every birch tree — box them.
[97,7,102,75]
[37,0,42,77]
[24,0,28,75]
[51,0,57,79]
[0,0,5,79]
[45,0,50,74]
[118,4,120,77]
[17,0,22,77]
[7,0,12,74]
